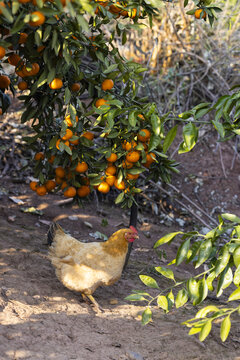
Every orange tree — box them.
[0,0,221,207]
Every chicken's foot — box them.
[81,293,103,313]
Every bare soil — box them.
[1,100,240,360]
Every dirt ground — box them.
[1,100,240,360]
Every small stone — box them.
[126,350,144,360]
[69,216,78,221]
[109,298,118,305]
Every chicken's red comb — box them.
[130,225,138,234]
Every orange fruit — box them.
[48,155,55,164]
[82,131,94,141]
[105,165,117,176]
[122,160,133,169]
[0,108,2,115]
[146,152,156,163]
[61,181,68,190]
[70,136,79,145]
[194,9,206,19]
[75,161,88,173]
[0,46,5,59]
[30,181,38,191]
[71,83,81,92]
[0,2,6,14]
[129,8,137,18]
[37,45,45,53]
[45,180,56,192]
[106,153,118,162]
[95,98,107,108]
[29,11,46,27]
[61,128,73,141]
[0,75,10,89]
[124,140,137,151]
[8,54,21,66]
[18,81,28,90]
[126,173,139,180]
[101,79,114,91]
[105,175,116,186]
[55,166,65,178]
[65,115,78,127]
[18,33,28,44]
[137,129,151,142]
[49,78,63,90]
[77,185,91,197]
[34,152,44,161]
[114,179,125,190]
[97,181,110,194]
[31,63,40,75]
[63,186,77,198]
[56,139,62,150]
[138,114,144,120]
[19,0,31,3]
[126,151,140,163]
[55,176,64,185]
[36,185,47,196]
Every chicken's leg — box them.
[81,293,103,313]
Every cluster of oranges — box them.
[95,0,138,18]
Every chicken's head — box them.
[124,226,139,243]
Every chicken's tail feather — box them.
[47,222,64,245]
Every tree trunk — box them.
[123,200,138,271]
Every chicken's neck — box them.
[102,233,128,257]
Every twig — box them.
[231,136,239,170]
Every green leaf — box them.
[139,275,159,289]
[141,308,152,325]
[212,120,225,138]
[157,296,168,311]
[163,125,178,153]
[189,327,201,335]
[195,305,219,319]
[175,289,188,308]
[233,246,240,267]
[228,287,240,301]
[150,113,161,136]
[176,238,191,266]
[195,239,212,268]
[206,271,216,291]
[220,316,231,342]
[222,213,240,223]
[199,320,212,342]
[103,64,118,74]
[154,232,183,248]
[182,122,198,151]
[155,266,175,282]
[115,191,124,204]
[233,264,240,286]
[125,294,147,301]
[216,267,232,297]
[187,278,200,303]
[129,111,137,127]
[214,247,230,277]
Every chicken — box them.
[47,222,138,311]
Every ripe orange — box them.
[97,181,110,194]
[29,11,46,27]
[55,176,64,185]
[122,160,133,169]
[61,128,73,141]
[63,186,77,198]
[124,140,137,151]
[75,161,88,173]
[45,180,56,192]
[65,115,78,127]
[0,2,6,14]
[138,114,144,120]
[77,185,91,197]
[95,98,107,108]
[105,175,116,186]
[18,33,28,44]
[19,0,31,3]
[34,152,44,161]
[0,46,5,59]
[101,79,114,91]
[30,181,38,191]
[0,75,10,89]
[48,155,55,164]
[71,83,81,92]
[31,63,40,75]
[8,54,21,66]
[129,8,137,18]
[105,165,117,176]
[126,151,140,163]
[81,176,90,185]
[18,81,28,90]
[82,131,94,141]
[60,181,68,190]
[126,173,139,180]
[114,179,125,190]
[70,136,79,145]
[36,185,47,196]
[194,9,206,19]
[56,139,62,150]
[106,153,118,162]
[49,78,63,90]
[37,45,45,53]
[55,166,65,178]
[0,108,2,115]
[137,129,151,142]
[146,152,156,163]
